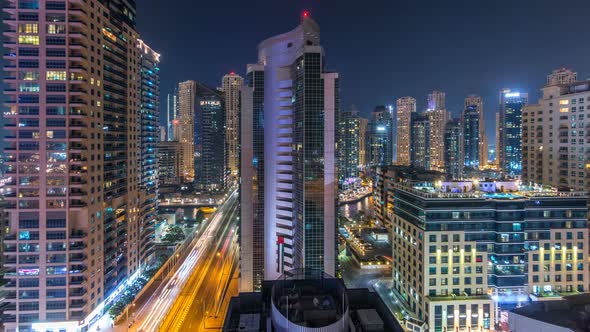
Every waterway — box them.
[339,194,374,219]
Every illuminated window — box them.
[18,24,38,33]
[560,100,569,105]
[46,24,66,34]
[560,108,569,113]
[96,101,101,107]
[97,80,101,87]
[19,83,39,92]
[18,35,40,45]
[90,78,94,85]
[19,71,39,81]
[46,71,66,80]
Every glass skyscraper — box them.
[498,89,528,177]
[240,15,338,290]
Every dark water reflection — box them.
[338,195,373,219]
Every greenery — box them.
[107,262,162,320]
[161,225,186,243]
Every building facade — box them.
[2,0,159,329]
[391,181,587,332]
[158,141,183,186]
[137,40,160,266]
[240,15,338,287]
[177,80,196,181]
[240,64,265,292]
[337,105,360,186]
[368,105,394,166]
[396,97,416,166]
[427,91,447,172]
[465,95,486,168]
[194,83,227,193]
[358,117,368,169]
[165,90,178,141]
[463,104,481,170]
[410,113,430,169]
[498,89,528,177]
[444,119,463,179]
[522,68,590,192]
[222,72,243,178]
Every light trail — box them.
[129,189,238,332]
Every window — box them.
[47,24,66,34]
[18,35,39,45]
[18,23,38,33]
[46,71,66,80]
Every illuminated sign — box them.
[377,126,386,131]
[504,92,520,98]
[200,100,220,106]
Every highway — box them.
[123,188,239,332]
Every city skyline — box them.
[134,0,590,144]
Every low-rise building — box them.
[389,180,587,332]
[223,270,403,332]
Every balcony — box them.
[70,231,87,239]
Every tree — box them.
[161,225,186,243]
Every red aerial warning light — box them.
[230,71,235,75]
[302,10,309,18]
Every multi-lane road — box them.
[88,188,240,332]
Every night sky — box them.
[138,0,590,145]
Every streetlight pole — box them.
[126,303,135,331]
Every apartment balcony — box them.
[69,243,86,251]
[69,200,87,209]
[70,300,87,309]
[70,230,87,239]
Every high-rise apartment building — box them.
[240,15,338,289]
[368,106,393,166]
[137,40,160,267]
[194,83,227,193]
[396,97,416,165]
[2,1,159,329]
[358,117,368,169]
[465,95,486,168]
[158,141,183,186]
[426,91,447,171]
[498,89,528,177]
[391,180,587,331]
[522,68,590,191]
[410,113,430,169]
[222,72,243,178]
[444,118,463,179]
[337,105,360,186]
[177,80,196,181]
[240,64,265,291]
[463,103,481,170]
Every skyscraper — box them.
[240,15,338,288]
[410,113,430,169]
[426,91,447,171]
[178,80,196,181]
[498,89,528,177]
[337,106,360,186]
[465,95,486,167]
[2,0,159,329]
[240,64,265,292]
[522,68,589,190]
[444,119,464,179]
[158,141,184,186]
[368,105,393,166]
[166,90,178,141]
[137,40,160,266]
[463,97,482,170]
[222,72,244,178]
[427,90,445,111]
[396,97,416,166]
[358,117,368,169]
[194,83,227,193]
